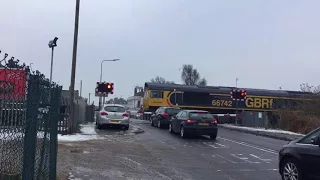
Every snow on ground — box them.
[58,123,105,142]
[79,122,97,135]
[220,124,305,136]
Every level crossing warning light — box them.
[95,82,114,96]
[230,89,246,101]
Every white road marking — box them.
[212,154,237,163]
[249,154,272,163]
[123,157,141,166]
[204,142,218,148]
[230,154,260,164]
[203,142,228,148]
[217,137,278,155]
[215,142,226,147]
[215,169,278,172]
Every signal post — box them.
[96,82,114,109]
[230,89,247,125]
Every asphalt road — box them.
[59,119,290,180]
[132,119,289,180]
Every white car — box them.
[96,104,130,130]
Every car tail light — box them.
[100,112,108,116]
[123,113,129,117]
[138,110,144,113]
[186,120,197,123]
[162,113,169,117]
[210,120,218,124]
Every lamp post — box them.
[98,59,120,108]
[47,36,59,180]
[48,37,58,85]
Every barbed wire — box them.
[0,50,60,88]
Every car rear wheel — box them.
[96,124,102,130]
[157,120,162,128]
[151,120,154,126]
[169,123,173,133]
[210,133,217,140]
[180,126,187,138]
[124,125,129,130]
[281,158,303,180]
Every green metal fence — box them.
[0,52,61,180]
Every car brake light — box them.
[100,112,108,116]
[123,113,129,117]
[186,120,197,123]
[210,120,217,124]
[162,113,169,116]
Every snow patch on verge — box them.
[58,123,104,142]
[79,122,97,135]
[220,124,304,136]
[219,124,305,141]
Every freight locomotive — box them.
[142,82,312,114]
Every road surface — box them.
[58,119,289,180]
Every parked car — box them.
[150,107,182,128]
[279,127,320,180]
[169,110,218,139]
[96,104,130,130]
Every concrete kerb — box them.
[218,124,305,141]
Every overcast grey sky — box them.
[1,0,320,104]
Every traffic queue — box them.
[149,107,218,139]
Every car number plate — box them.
[198,123,209,126]
[110,120,120,123]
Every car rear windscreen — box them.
[189,112,214,120]
[104,106,125,112]
[165,108,182,115]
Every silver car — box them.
[96,104,130,130]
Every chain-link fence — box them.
[0,51,61,180]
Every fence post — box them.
[49,86,62,180]
[22,75,40,180]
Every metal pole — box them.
[49,47,54,85]
[99,61,103,82]
[69,0,80,134]
[80,80,82,97]
[88,93,91,105]
[236,100,239,125]
[99,61,103,109]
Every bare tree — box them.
[150,76,175,84]
[300,83,320,93]
[298,83,320,116]
[277,83,320,134]
[181,64,207,86]
[198,78,207,86]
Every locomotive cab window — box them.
[150,91,163,98]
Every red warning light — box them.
[241,92,245,96]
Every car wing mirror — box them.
[311,136,320,146]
